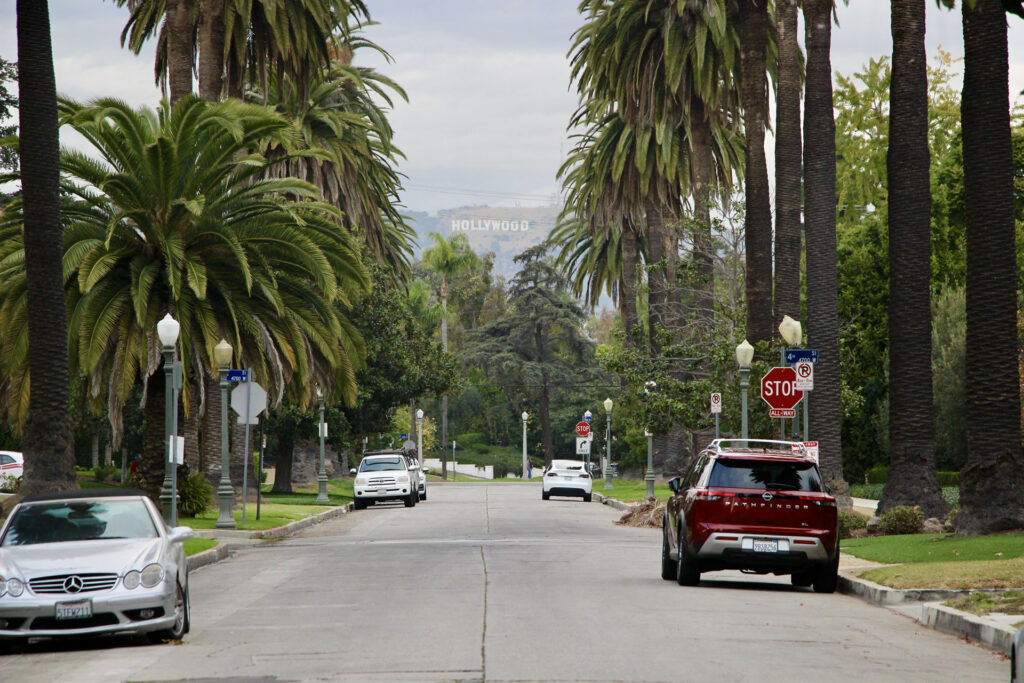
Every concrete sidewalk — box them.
[594,492,1021,656]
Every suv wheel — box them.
[583,492,592,503]
[542,490,550,500]
[790,568,815,587]
[353,498,366,510]
[812,549,840,594]
[675,527,700,586]
[405,490,417,507]
[661,521,677,580]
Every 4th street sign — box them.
[226,369,249,382]
[785,349,818,364]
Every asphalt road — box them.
[1,482,1009,682]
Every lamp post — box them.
[157,314,180,524]
[416,409,424,469]
[521,411,529,479]
[603,397,613,490]
[735,340,754,441]
[316,386,329,504]
[214,339,236,528]
[778,315,802,440]
[644,381,656,499]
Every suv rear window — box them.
[708,458,823,492]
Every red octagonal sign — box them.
[760,366,804,416]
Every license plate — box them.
[752,539,779,553]
[56,599,92,620]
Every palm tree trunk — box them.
[202,373,222,485]
[803,0,846,495]
[689,97,715,330]
[774,0,802,325]
[620,217,641,350]
[879,0,946,519]
[182,379,201,474]
[139,371,168,499]
[539,378,554,467]
[198,0,225,101]
[645,199,667,356]
[739,0,774,343]
[271,426,294,494]
[957,0,1024,534]
[165,0,194,104]
[16,0,76,494]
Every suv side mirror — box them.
[668,477,681,494]
[349,468,357,475]
[825,485,832,494]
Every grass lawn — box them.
[260,478,353,506]
[945,590,1024,616]
[591,479,672,502]
[180,502,330,531]
[842,533,1024,590]
[184,538,218,556]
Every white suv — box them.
[352,452,418,509]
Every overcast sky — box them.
[2,1,1022,214]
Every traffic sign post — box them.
[576,437,591,456]
[710,393,722,439]
[230,377,267,526]
[794,361,814,391]
[575,421,591,438]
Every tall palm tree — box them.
[14,0,76,494]
[738,0,774,343]
[878,0,947,518]
[956,0,1024,534]
[773,0,802,325]
[0,96,368,498]
[422,232,477,479]
[802,0,845,491]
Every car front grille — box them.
[29,573,119,594]
[368,476,397,486]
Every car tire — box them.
[661,521,678,581]
[421,490,427,501]
[813,550,840,594]
[676,527,700,586]
[405,490,417,507]
[353,498,366,510]
[583,493,592,503]
[149,580,188,643]
[542,490,550,500]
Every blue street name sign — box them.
[226,369,249,382]
[785,349,819,364]
[398,433,409,439]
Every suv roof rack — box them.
[707,439,810,458]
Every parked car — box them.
[661,439,839,592]
[542,459,593,502]
[1013,623,1024,681]
[351,451,419,509]
[0,451,23,489]
[405,457,428,501]
[0,489,194,650]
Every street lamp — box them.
[778,315,803,440]
[214,339,236,528]
[157,313,180,524]
[603,397,613,490]
[316,386,329,503]
[735,340,754,441]
[416,409,424,471]
[521,411,529,479]
[644,381,657,499]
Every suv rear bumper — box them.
[690,532,833,573]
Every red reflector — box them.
[580,473,590,478]
[717,536,739,541]
[546,472,557,477]
[793,540,816,545]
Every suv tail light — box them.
[694,490,735,502]
[813,499,837,508]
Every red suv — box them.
[661,439,839,592]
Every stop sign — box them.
[760,367,804,411]
[575,421,591,437]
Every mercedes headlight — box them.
[123,570,141,590]
[140,563,165,588]
[5,578,24,597]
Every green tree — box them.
[14,0,76,493]
[0,58,19,174]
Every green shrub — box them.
[838,511,868,539]
[878,505,923,535]
[92,464,118,482]
[177,472,214,518]
[865,465,889,484]
[936,471,960,487]
[849,483,884,500]
[942,486,960,508]
[455,432,486,449]
[471,443,489,455]
[0,472,21,494]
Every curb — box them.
[249,502,353,539]
[187,542,229,571]
[593,492,633,512]
[838,570,1019,655]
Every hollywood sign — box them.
[451,219,530,232]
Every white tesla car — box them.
[542,459,593,502]
[0,489,193,650]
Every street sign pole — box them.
[241,371,251,526]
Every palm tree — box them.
[802,0,845,491]
[422,232,477,479]
[738,0,774,343]
[956,0,1024,533]
[0,96,368,498]
[878,0,947,518]
[773,0,802,325]
[14,0,76,493]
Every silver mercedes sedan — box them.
[0,489,193,649]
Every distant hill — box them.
[406,205,561,279]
